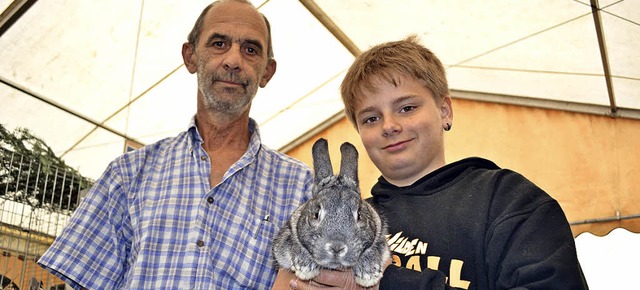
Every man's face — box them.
[186,1,275,117]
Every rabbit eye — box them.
[314,206,325,221]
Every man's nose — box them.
[222,45,242,72]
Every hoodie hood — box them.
[371,157,499,200]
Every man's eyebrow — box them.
[242,38,264,53]
[205,33,230,45]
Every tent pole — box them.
[590,0,617,116]
[0,0,38,37]
[570,210,640,226]
[299,0,361,57]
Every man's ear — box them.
[182,42,197,74]
[259,59,277,88]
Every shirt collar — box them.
[187,115,262,159]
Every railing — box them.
[1,148,93,290]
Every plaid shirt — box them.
[38,118,313,289]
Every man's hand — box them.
[273,257,391,290]
[290,269,379,290]
[272,268,346,290]
[272,269,299,290]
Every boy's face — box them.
[354,75,452,187]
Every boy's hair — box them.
[340,35,449,126]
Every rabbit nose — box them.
[325,242,348,257]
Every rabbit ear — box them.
[312,138,333,181]
[339,142,359,184]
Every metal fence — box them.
[1,149,92,290]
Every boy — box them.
[285,35,588,290]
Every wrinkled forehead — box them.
[202,1,269,45]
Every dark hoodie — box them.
[370,157,588,290]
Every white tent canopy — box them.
[1,0,638,180]
[1,2,639,289]
[575,228,640,288]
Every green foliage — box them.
[0,123,93,211]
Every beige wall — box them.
[0,254,64,290]
[286,98,640,237]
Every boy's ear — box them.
[441,95,453,124]
[182,42,197,74]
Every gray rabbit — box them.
[272,138,390,287]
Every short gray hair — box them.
[187,0,274,59]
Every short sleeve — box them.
[38,161,130,290]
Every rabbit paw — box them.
[354,262,383,287]
[292,264,320,281]
[291,258,320,281]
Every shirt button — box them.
[197,240,204,247]
[200,155,207,161]
[207,197,214,204]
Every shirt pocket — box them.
[215,213,279,288]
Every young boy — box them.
[285,35,588,289]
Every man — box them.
[38,1,313,289]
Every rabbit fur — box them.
[272,138,390,287]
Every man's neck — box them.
[195,112,252,187]
[195,112,251,151]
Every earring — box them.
[444,123,452,131]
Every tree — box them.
[0,123,93,211]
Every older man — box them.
[38,1,313,289]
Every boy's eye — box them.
[362,116,379,124]
[400,105,416,113]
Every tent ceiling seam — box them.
[451,12,590,67]
[452,90,640,119]
[260,68,347,128]
[64,0,148,157]
[601,5,640,26]
[125,0,146,135]
[280,110,345,153]
[0,76,143,147]
[454,64,619,78]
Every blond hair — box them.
[340,35,449,126]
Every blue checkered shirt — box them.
[38,118,313,289]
